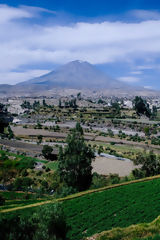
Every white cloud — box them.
[0,70,50,85]
[137,65,154,70]
[130,71,142,75]
[144,85,153,89]
[1,6,160,83]
[0,4,32,24]
[118,76,140,83]
[129,10,160,20]
[19,5,56,15]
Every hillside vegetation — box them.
[88,216,160,240]
[1,177,160,239]
[62,178,160,239]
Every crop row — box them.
[62,178,160,240]
[0,199,44,211]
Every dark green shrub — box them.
[13,177,34,191]
[0,194,5,205]
[108,174,120,184]
[0,203,67,240]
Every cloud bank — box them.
[0,5,160,84]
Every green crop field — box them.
[0,191,49,212]
[45,161,58,170]
[0,191,36,200]
[0,199,45,211]
[2,178,160,240]
[62,178,160,240]
[136,235,160,240]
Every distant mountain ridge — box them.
[0,60,159,97]
[17,60,125,89]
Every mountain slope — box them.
[0,60,159,97]
[17,60,125,89]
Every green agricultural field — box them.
[136,235,160,240]
[89,141,145,160]
[45,161,58,170]
[2,178,160,240]
[0,199,45,211]
[0,191,49,212]
[0,191,36,200]
[62,178,160,240]
[0,149,49,165]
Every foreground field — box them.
[1,177,160,240]
[62,178,160,239]
[0,191,48,211]
[88,215,160,240]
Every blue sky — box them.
[0,0,160,89]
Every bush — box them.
[36,170,43,176]
[21,169,28,177]
[91,172,108,189]
[17,158,35,171]
[57,186,77,198]
[45,167,50,172]
[23,193,30,200]
[0,203,67,240]
[0,194,5,205]
[13,177,34,191]
[0,152,9,161]
[108,174,120,184]
[132,168,145,179]
[42,145,56,160]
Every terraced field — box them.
[0,191,47,211]
[2,178,160,240]
[0,199,45,211]
[62,178,160,240]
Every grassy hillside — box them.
[62,178,160,240]
[2,177,160,239]
[88,216,160,240]
[0,191,49,212]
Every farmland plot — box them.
[62,178,160,240]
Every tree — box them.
[98,98,105,104]
[144,127,150,136]
[0,203,67,240]
[21,100,32,109]
[35,121,42,129]
[58,99,62,108]
[75,122,83,135]
[37,135,43,144]
[111,101,120,114]
[33,204,67,240]
[133,96,151,118]
[133,151,160,177]
[152,105,157,119]
[77,92,81,100]
[33,100,40,110]
[0,194,5,206]
[58,123,95,191]
[42,99,47,107]
[98,145,103,155]
[0,103,13,133]
[42,145,53,160]
[7,125,14,139]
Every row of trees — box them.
[21,100,49,110]
[133,151,160,178]
[133,96,157,119]
[59,98,77,108]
